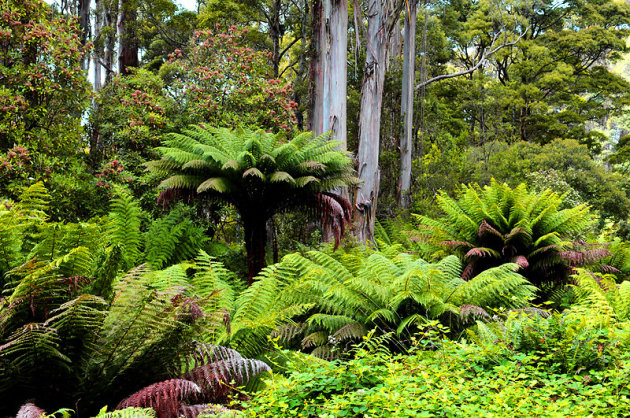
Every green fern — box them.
[414,179,599,289]
[144,206,207,269]
[106,191,143,269]
[148,126,358,281]
[230,245,536,359]
[0,182,51,277]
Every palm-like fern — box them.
[415,179,601,289]
[147,127,358,282]
[227,245,536,359]
[0,182,50,278]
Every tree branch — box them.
[278,36,301,63]
[415,29,527,90]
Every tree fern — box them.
[414,179,601,290]
[230,245,536,359]
[148,126,358,281]
[116,379,201,416]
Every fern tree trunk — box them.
[243,214,268,285]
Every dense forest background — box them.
[2,0,630,416]
[2,0,629,243]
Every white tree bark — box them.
[310,0,348,151]
[93,0,103,91]
[355,0,404,243]
[399,0,418,209]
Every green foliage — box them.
[0,0,91,155]
[415,179,600,289]
[0,182,50,277]
[466,140,630,229]
[229,245,535,359]
[89,68,172,168]
[0,1,99,220]
[106,191,143,269]
[465,270,630,374]
[144,205,208,269]
[148,126,357,280]
[160,27,298,132]
[0,185,267,415]
[247,337,630,417]
[150,127,357,199]
[92,407,155,418]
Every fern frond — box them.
[115,379,201,414]
[106,192,143,268]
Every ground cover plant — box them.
[246,333,630,417]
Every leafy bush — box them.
[247,336,630,417]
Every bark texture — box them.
[310,0,348,151]
[104,0,118,83]
[93,0,103,91]
[243,213,269,286]
[355,0,404,243]
[117,0,139,75]
[399,0,418,209]
[78,0,92,71]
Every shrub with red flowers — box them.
[94,159,134,189]
[159,26,298,132]
[0,146,32,188]
[0,0,91,155]
[90,68,171,165]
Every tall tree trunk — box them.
[93,0,104,91]
[294,0,310,131]
[399,0,418,209]
[355,0,403,243]
[269,0,282,77]
[78,0,92,71]
[118,0,138,75]
[243,215,268,286]
[310,0,348,152]
[104,0,118,83]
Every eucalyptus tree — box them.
[355,0,405,243]
[311,0,348,151]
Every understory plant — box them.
[246,336,630,417]
[415,180,609,290]
[226,244,536,359]
[0,184,269,416]
[467,268,630,372]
